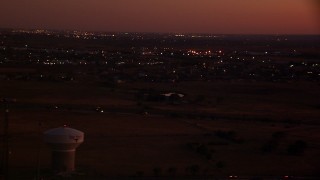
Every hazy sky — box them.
[0,0,319,34]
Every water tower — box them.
[44,126,84,173]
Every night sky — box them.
[0,0,319,34]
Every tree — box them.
[287,140,308,155]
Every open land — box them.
[0,30,320,179]
[1,80,320,179]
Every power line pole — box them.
[1,98,15,180]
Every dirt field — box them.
[1,80,320,179]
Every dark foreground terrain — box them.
[1,80,319,179]
[0,31,320,179]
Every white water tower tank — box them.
[44,126,84,173]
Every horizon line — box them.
[1,27,320,36]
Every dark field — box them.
[1,79,320,179]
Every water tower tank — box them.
[44,126,84,173]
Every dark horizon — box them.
[1,27,320,36]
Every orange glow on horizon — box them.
[0,0,318,34]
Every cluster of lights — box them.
[187,49,214,56]
[174,34,185,37]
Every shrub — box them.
[135,171,144,177]
[186,165,200,176]
[167,167,177,176]
[216,161,225,169]
[153,167,162,177]
[272,131,286,139]
[261,139,279,153]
